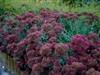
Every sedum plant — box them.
[0,9,100,75]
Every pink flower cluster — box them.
[42,22,63,37]
[71,34,90,53]
[0,9,100,75]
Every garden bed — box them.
[0,9,100,75]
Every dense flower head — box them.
[88,32,99,41]
[27,56,42,68]
[88,32,100,48]
[27,25,38,34]
[27,31,41,39]
[71,34,90,53]
[63,64,76,75]
[54,43,69,56]
[42,22,63,37]
[77,54,91,64]
[42,23,54,32]
[67,56,78,64]
[17,39,27,48]
[39,43,52,56]
[26,49,35,57]
[41,57,52,67]
[91,49,100,59]
[6,34,18,43]
[48,37,57,43]
[32,63,43,74]
[27,31,41,43]
[54,23,63,34]
[62,62,87,75]
[71,62,86,70]
[86,68,100,75]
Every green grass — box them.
[1,0,100,16]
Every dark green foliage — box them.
[62,0,83,7]
[91,20,100,36]
[62,0,99,7]
[40,33,48,43]
[57,16,100,43]
[0,7,5,15]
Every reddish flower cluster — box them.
[0,9,100,75]
[86,68,100,75]
[42,22,63,37]
[66,33,100,75]
[71,34,90,53]
[39,43,52,56]
[54,43,69,57]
